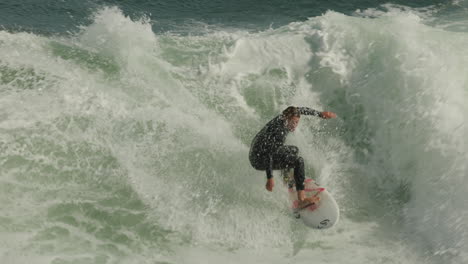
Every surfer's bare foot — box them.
[298,196,320,208]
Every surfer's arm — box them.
[298,107,322,117]
[265,155,275,191]
[298,107,336,119]
[266,155,273,179]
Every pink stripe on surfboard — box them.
[288,187,325,193]
[292,200,319,211]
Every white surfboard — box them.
[282,170,340,229]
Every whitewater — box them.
[0,4,467,264]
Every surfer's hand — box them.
[321,111,336,119]
[266,178,275,192]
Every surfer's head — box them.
[283,106,300,132]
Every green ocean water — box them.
[0,0,448,33]
[1,1,468,264]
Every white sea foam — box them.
[0,5,467,264]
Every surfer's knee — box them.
[290,146,299,155]
[295,156,304,166]
[283,145,299,156]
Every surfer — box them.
[249,106,336,208]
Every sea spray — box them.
[1,4,467,264]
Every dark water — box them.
[0,0,449,33]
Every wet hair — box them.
[282,106,300,119]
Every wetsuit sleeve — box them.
[298,107,323,118]
[266,155,273,179]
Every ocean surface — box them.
[1,0,467,263]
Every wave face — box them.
[1,3,467,264]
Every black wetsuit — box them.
[249,107,322,190]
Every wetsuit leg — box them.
[271,146,305,191]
